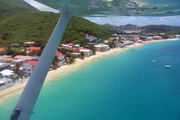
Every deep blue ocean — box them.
[1,40,180,120]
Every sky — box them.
[24,0,180,27]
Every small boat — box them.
[153,60,155,63]
[165,65,171,68]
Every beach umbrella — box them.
[9,0,180,120]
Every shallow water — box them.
[1,40,180,120]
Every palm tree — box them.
[80,52,85,59]
[52,56,60,68]
[15,63,21,74]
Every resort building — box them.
[94,44,109,52]
[0,63,11,71]
[79,49,93,57]
[0,78,13,91]
[27,46,41,51]
[55,51,66,66]
[0,69,15,78]
[22,61,38,75]
[0,58,15,63]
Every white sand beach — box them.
[0,38,179,102]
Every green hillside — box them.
[0,0,37,21]
[0,10,112,45]
[142,25,180,33]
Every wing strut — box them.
[9,11,74,120]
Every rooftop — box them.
[27,46,40,50]
[26,61,38,66]
[1,58,15,61]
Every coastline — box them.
[0,38,179,102]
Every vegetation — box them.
[86,45,96,54]
[0,5,112,46]
[51,56,60,68]
[65,54,75,64]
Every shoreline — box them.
[0,38,179,103]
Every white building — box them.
[79,49,93,57]
[0,78,13,90]
[0,69,15,78]
[22,61,38,75]
[0,63,11,71]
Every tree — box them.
[52,56,60,67]
[80,52,85,59]
[15,63,21,74]
[20,74,24,79]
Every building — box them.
[0,58,15,63]
[79,49,93,57]
[24,42,35,44]
[0,69,15,78]
[55,51,66,66]
[27,46,41,51]
[94,44,109,52]
[0,78,13,90]
[0,48,4,52]
[22,61,38,75]
[0,63,11,71]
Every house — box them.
[0,78,13,90]
[27,46,40,51]
[58,46,64,49]
[0,63,11,71]
[74,44,80,48]
[0,48,4,52]
[175,35,180,38]
[71,48,78,52]
[55,51,66,66]
[0,58,15,63]
[22,61,38,75]
[66,43,74,46]
[79,49,93,57]
[24,42,35,44]
[0,69,15,78]
[10,43,19,47]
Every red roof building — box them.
[26,61,38,66]
[27,46,40,51]
[55,51,64,58]
[58,46,64,49]
[66,43,74,46]
[22,60,38,75]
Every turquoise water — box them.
[1,40,180,120]
[140,0,180,6]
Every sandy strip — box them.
[0,38,179,102]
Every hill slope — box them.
[0,0,37,21]
[0,11,112,44]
